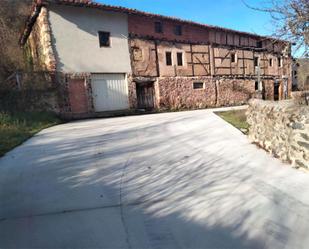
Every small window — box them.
[278,57,282,67]
[98,31,110,47]
[269,58,273,67]
[133,47,143,61]
[155,21,163,33]
[177,52,183,66]
[255,81,259,91]
[166,52,172,66]
[193,82,204,89]
[257,41,263,48]
[254,56,259,67]
[231,52,236,63]
[174,25,182,36]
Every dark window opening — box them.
[257,41,263,48]
[254,56,259,67]
[166,52,172,66]
[177,52,183,66]
[155,21,163,33]
[269,58,273,67]
[255,81,259,91]
[193,82,204,89]
[231,53,236,63]
[174,25,182,36]
[98,31,110,47]
[278,57,282,67]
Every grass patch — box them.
[215,109,249,134]
[0,112,62,157]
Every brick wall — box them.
[129,15,210,44]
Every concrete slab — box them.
[0,107,309,248]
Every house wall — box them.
[128,14,292,109]
[48,5,131,73]
[129,15,210,44]
[156,77,255,110]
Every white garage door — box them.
[91,74,129,112]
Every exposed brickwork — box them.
[67,79,89,113]
[127,75,138,109]
[129,15,210,45]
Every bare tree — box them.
[244,0,309,57]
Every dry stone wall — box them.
[247,99,309,169]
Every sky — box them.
[96,0,274,37]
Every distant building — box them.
[19,0,293,117]
[292,58,309,91]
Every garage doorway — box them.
[136,82,155,110]
[91,74,129,112]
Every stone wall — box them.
[157,77,255,110]
[247,99,309,169]
[27,7,56,72]
[291,91,309,105]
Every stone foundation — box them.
[156,77,256,110]
[247,99,309,169]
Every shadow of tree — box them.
[0,111,308,248]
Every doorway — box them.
[274,82,280,101]
[136,82,155,110]
[91,74,129,112]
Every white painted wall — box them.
[48,5,131,73]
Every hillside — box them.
[0,0,32,83]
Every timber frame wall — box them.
[127,14,292,109]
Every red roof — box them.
[20,0,286,46]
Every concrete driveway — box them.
[0,107,309,249]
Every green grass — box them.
[0,112,62,157]
[215,109,249,134]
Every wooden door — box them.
[137,82,155,110]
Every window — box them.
[254,56,259,67]
[166,52,172,66]
[278,57,282,67]
[155,21,163,33]
[133,47,143,61]
[257,41,263,48]
[177,52,183,66]
[269,58,273,67]
[98,31,110,47]
[193,82,204,89]
[174,25,182,36]
[231,52,237,63]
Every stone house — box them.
[20,0,293,117]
